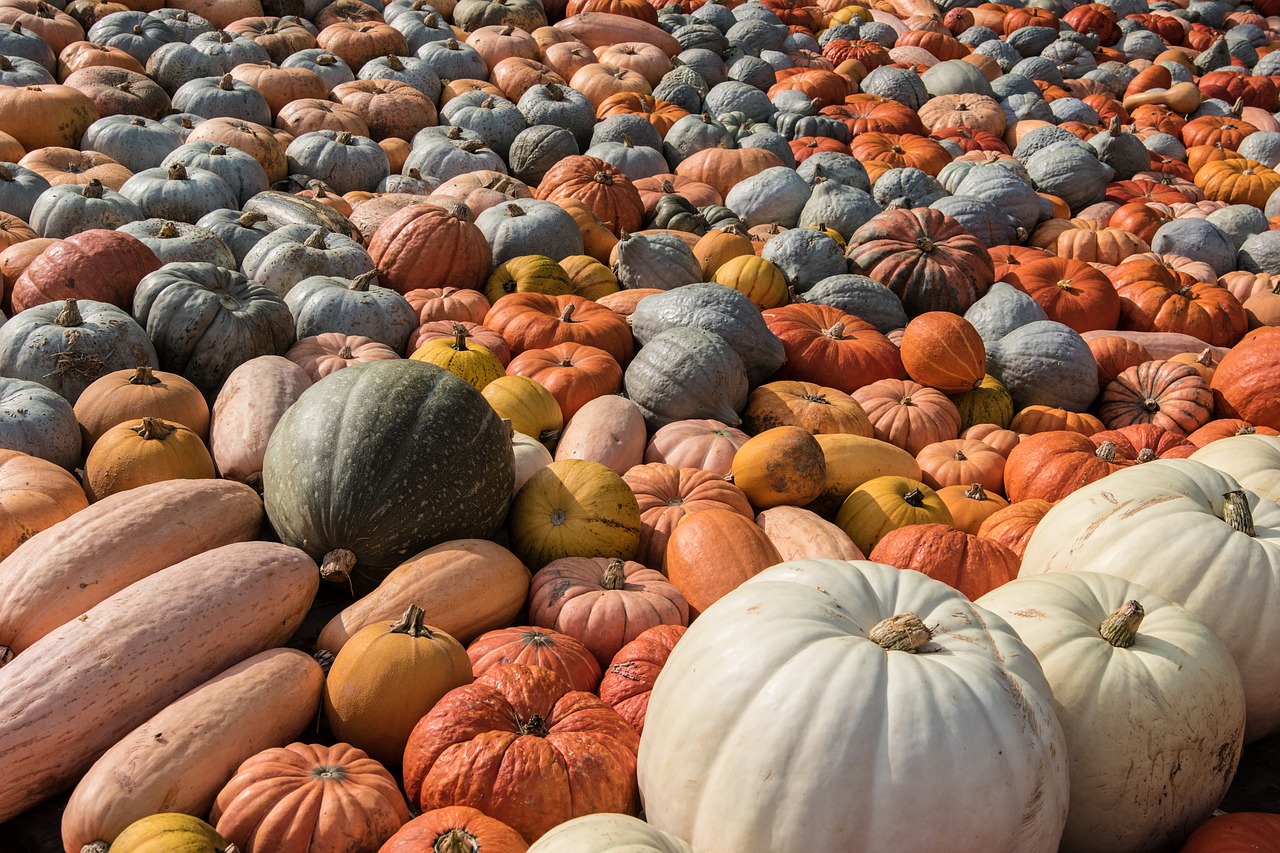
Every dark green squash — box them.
[262,359,514,594]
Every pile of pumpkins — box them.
[6,0,1280,848]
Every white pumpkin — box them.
[637,559,1069,853]
[978,572,1245,853]
[527,814,697,853]
[1190,434,1280,503]
[1020,458,1280,741]
[511,427,552,495]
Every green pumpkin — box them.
[262,359,514,594]
[950,373,1015,431]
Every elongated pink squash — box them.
[0,480,263,663]
[316,539,530,655]
[554,395,647,476]
[553,12,681,55]
[62,647,324,853]
[755,506,865,561]
[0,541,318,823]
[208,356,311,487]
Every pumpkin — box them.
[1097,361,1214,436]
[83,416,214,501]
[323,604,472,769]
[936,482,1009,534]
[1179,814,1280,853]
[9,227,161,313]
[869,522,1018,599]
[407,286,492,326]
[381,807,530,853]
[63,649,324,853]
[535,154,644,237]
[1190,435,1280,504]
[0,541,318,824]
[411,324,506,391]
[0,449,87,562]
[1010,406,1104,437]
[1209,327,1280,430]
[528,556,687,669]
[403,663,639,842]
[262,360,514,594]
[624,327,749,431]
[1110,259,1248,349]
[662,507,783,617]
[741,381,872,437]
[915,438,1004,493]
[835,475,954,554]
[74,364,209,446]
[763,302,905,394]
[949,373,1014,431]
[207,356,310,488]
[507,342,621,424]
[106,814,236,853]
[485,292,634,366]
[729,426,827,510]
[597,623,683,737]
[1088,335,1152,387]
[284,333,399,382]
[985,321,1099,413]
[643,419,748,477]
[979,573,1244,853]
[898,311,985,393]
[211,742,410,853]
[1003,256,1121,334]
[483,374,563,446]
[467,626,601,695]
[623,461,753,570]
[977,498,1051,560]
[508,458,640,571]
[367,203,492,295]
[637,559,1069,853]
[1021,460,1280,740]
[553,394,646,476]
[852,377,962,456]
[808,433,923,519]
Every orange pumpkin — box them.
[741,380,873,436]
[74,366,210,446]
[0,449,89,561]
[82,418,215,502]
[467,626,602,693]
[976,498,1052,560]
[936,482,1009,534]
[663,508,783,617]
[763,303,905,394]
[380,807,529,853]
[1097,360,1214,435]
[915,438,1005,493]
[1004,257,1121,333]
[597,624,685,736]
[851,378,962,455]
[898,311,985,393]
[1109,258,1248,348]
[506,342,622,422]
[729,426,828,509]
[623,462,753,570]
[869,523,1017,599]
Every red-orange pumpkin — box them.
[597,624,685,736]
[898,311,985,393]
[466,626,602,693]
[869,523,1018,599]
[763,303,906,394]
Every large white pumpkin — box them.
[978,572,1245,853]
[527,814,698,853]
[1020,458,1280,741]
[636,559,1069,853]
[1190,434,1280,503]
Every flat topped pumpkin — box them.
[262,360,514,595]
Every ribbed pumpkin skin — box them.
[763,303,905,394]
[1210,327,1280,431]
[403,663,641,842]
[599,624,686,736]
[0,541,318,824]
[411,330,507,391]
[324,608,474,768]
[1005,257,1121,333]
[624,462,755,570]
[508,458,641,571]
[950,374,1014,430]
[899,312,986,393]
[1098,361,1214,436]
[212,742,411,853]
[1179,813,1280,853]
[381,807,530,853]
[468,625,603,693]
[83,417,216,502]
[845,207,995,317]
[742,381,874,437]
[978,499,1053,560]
[263,360,514,594]
[75,366,210,445]
[0,479,262,659]
[835,475,953,555]
[62,649,324,853]
[368,203,492,294]
[869,523,1018,599]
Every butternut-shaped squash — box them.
[316,539,530,655]
[0,541,318,823]
[808,434,923,518]
[63,648,325,853]
[0,479,263,663]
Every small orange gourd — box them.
[83,417,215,502]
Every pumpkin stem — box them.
[1095,441,1117,462]
[217,73,234,91]
[1142,397,1160,414]
[964,483,986,500]
[348,269,379,292]
[320,548,358,583]
[131,417,176,440]
[223,844,241,853]
[519,713,549,737]
[1222,490,1255,536]
[1099,600,1144,648]
[952,449,968,462]
[915,237,935,253]
[238,210,268,227]
[506,202,526,217]
[336,131,355,145]
[56,299,83,327]
[450,322,471,351]
[434,829,482,853]
[0,164,10,181]
[304,227,328,249]
[869,612,932,652]
[389,603,437,638]
[601,558,627,590]
[128,365,159,386]
[902,487,925,507]
[1195,348,1214,366]
[158,221,179,239]
[385,53,404,71]
[0,645,11,666]
[1136,447,1156,463]
[1237,424,1257,436]
[824,321,846,339]
[338,344,353,359]
[81,843,110,853]
[558,302,577,323]
[82,178,104,199]
[593,170,615,186]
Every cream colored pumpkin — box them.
[1021,459,1280,741]
[1190,434,1280,503]
[512,426,553,495]
[637,559,1069,853]
[978,572,1245,853]
[527,814,697,852]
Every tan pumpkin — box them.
[741,380,873,436]
[323,604,474,768]
[83,417,215,502]
[755,505,864,561]
[553,394,646,475]
[642,418,749,477]
[528,556,689,668]
[74,365,210,446]
[809,433,923,518]
[0,449,88,562]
